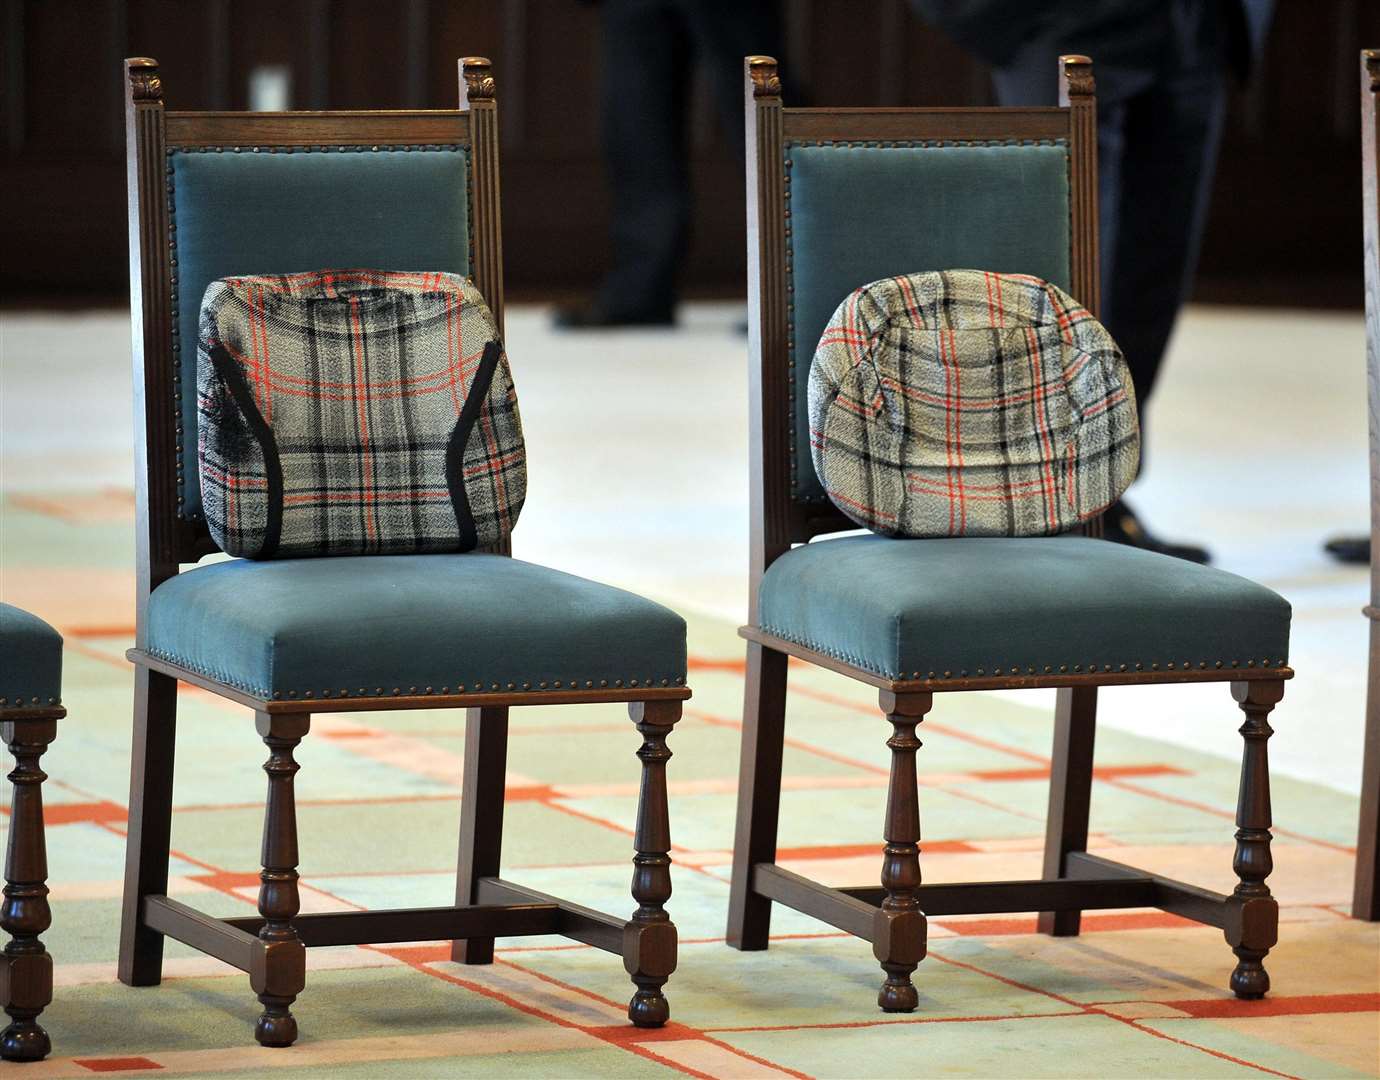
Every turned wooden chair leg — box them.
[118,667,177,986]
[251,712,308,1047]
[1227,680,1283,999]
[453,705,509,963]
[1038,687,1097,936]
[727,642,788,950]
[624,700,679,1027]
[2,717,56,1062]
[1353,617,1380,919]
[874,690,931,1013]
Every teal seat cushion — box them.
[757,535,1290,681]
[145,555,686,700]
[1,603,63,708]
[788,142,1072,501]
[170,146,471,522]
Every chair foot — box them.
[878,964,919,1013]
[255,995,298,1047]
[0,1017,51,1062]
[628,978,670,1027]
[1230,948,1270,999]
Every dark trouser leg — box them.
[681,0,788,153]
[993,57,1227,411]
[1,717,55,1062]
[1101,68,1227,409]
[595,0,692,319]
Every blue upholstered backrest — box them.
[787,141,1071,501]
[169,146,471,522]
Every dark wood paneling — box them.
[2,0,1376,305]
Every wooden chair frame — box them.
[118,56,686,1046]
[1357,47,1380,922]
[2,704,60,1061]
[726,55,1292,1012]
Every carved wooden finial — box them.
[747,55,781,99]
[1060,54,1094,97]
[1365,49,1380,94]
[126,57,162,102]
[461,56,496,101]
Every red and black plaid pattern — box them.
[197,269,525,558]
[808,270,1139,538]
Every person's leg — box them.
[682,0,788,156]
[559,0,690,326]
[1103,68,1227,411]
[996,54,1221,562]
[992,63,1134,324]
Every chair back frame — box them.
[123,56,504,647]
[742,55,1100,623]
[1356,47,1380,920]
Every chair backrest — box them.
[124,56,504,644]
[743,54,1101,618]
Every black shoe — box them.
[1323,535,1370,564]
[553,303,675,329]
[1103,499,1210,564]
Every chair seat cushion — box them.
[1,603,63,708]
[757,535,1290,681]
[145,555,687,701]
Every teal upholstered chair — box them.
[1,603,62,1061]
[726,56,1292,1012]
[119,57,686,1047]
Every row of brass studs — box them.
[786,138,1067,149]
[169,145,464,154]
[0,696,61,707]
[270,675,688,700]
[907,659,1288,680]
[759,625,1286,680]
[146,647,689,700]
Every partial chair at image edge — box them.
[1,604,62,1062]
[1358,47,1380,923]
[726,54,1294,1011]
[118,55,688,1048]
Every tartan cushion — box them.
[808,270,1139,537]
[197,270,524,559]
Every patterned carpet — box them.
[2,490,1377,1079]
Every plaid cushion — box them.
[808,270,1139,538]
[197,270,524,558]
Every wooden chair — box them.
[1,604,62,1062]
[119,56,687,1047]
[727,55,1294,1012]
[1357,47,1380,922]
